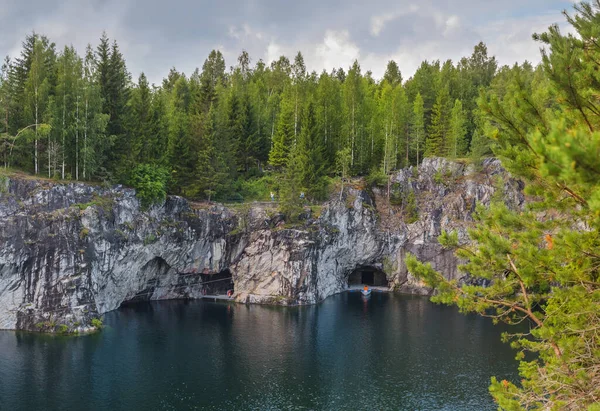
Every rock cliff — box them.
[0,158,524,332]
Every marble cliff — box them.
[0,158,523,332]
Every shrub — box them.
[129,164,170,209]
[79,227,90,240]
[238,174,281,202]
[0,175,8,194]
[91,318,103,329]
[366,167,388,187]
[143,234,157,245]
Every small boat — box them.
[361,287,372,297]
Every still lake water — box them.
[0,293,520,411]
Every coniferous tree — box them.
[167,76,194,194]
[448,99,467,157]
[81,45,109,180]
[296,99,327,199]
[407,3,600,409]
[195,104,228,200]
[127,72,153,165]
[268,87,294,168]
[425,86,451,157]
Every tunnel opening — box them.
[200,269,234,296]
[347,266,388,287]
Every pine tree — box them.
[96,35,130,178]
[167,76,195,194]
[296,99,327,199]
[199,50,226,113]
[448,99,467,157]
[149,89,169,165]
[407,3,600,409]
[268,87,294,168]
[81,44,109,180]
[425,86,450,157]
[127,72,153,165]
[195,104,228,200]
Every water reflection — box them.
[0,293,520,410]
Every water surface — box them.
[0,293,519,410]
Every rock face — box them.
[0,158,524,332]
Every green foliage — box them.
[79,227,89,240]
[425,86,451,157]
[143,233,157,245]
[448,99,468,157]
[129,163,169,209]
[74,193,114,212]
[90,318,103,329]
[0,29,505,199]
[238,175,280,202]
[366,167,388,187]
[408,4,600,409]
[0,175,7,193]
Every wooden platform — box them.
[346,285,391,293]
[199,295,234,301]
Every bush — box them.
[366,167,388,187]
[239,175,280,202]
[129,164,170,209]
[91,318,103,329]
[79,227,90,240]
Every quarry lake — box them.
[0,293,520,411]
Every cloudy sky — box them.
[0,0,576,84]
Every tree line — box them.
[0,33,498,203]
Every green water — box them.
[0,293,520,410]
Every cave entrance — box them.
[347,266,388,287]
[201,269,234,296]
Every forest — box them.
[0,32,499,206]
[1,1,599,409]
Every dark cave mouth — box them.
[200,269,234,296]
[121,259,235,307]
[347,266,388,287]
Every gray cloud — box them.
[0,0,575,84]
